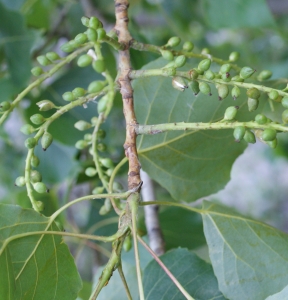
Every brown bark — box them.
[114,0,141,190]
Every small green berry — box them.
[198,59,211,71]
[15,176,26,187]
[81,16,90,27]
[89,17,100,30]
[231,86,241,100]
[221,72,231,82]
[174,55,186,68]
[77,54,93,67]
[204,70,215,80]
[30,114,45,125]
[244,130,256,144]
[97,94,110,113]
[41,132,53,151]
[60,42,75,53]
[46,52,60,61]
[229,52,240,62]
[161,50,174,61]
[92,187,105,194]
[224,106,238,120]
[281,96,288,109]
[240,66,256,79]
[30,170,42,183]
[123,235,132,252]
[104,198,112,212]
[182,41,194,51]
[282,109,288,124]
[189,69,199,80]
[33,182,47,193]
[37,55,52,66]
[231,75,244,82]
[92,60,106,73]
[86,28,98,41]
[99,205,108,215]
[74,120,91,131]
[75,140,88,150]
[233,126,246,142]
[220,64,231,74]
[31,66,44,76]
[100,158,114,169]
[74,33,88,45]
[20,124,35,135]
[97,143,107,152]
[62,91,76,102]
[31,154,40,167]
[262,129,277,142]
[88,81,105,93]
[266,139,277,149]
[25,138,37,149]
[166,36,181,47]
[257,70,272,81]
[36,100,56,111]
[247,88,260,100]
[268,90,279,101]
[97,129,106,139]
[247,98,259,112]
[201,48,210,54]
[72,87,86,98]
[84,133,92,141]
[35,201,44,211]
[190,81,200,95]
[0,101,11,112]
[217,84,229,100]
[91,117,99,126]
[172,76,188,92]
[85,167,97,177]
[97,28,106,40]
[199,82,211,96]
[255,114,268,124]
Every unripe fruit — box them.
[104,198,112,211]
[97,129,106,139]
[99,205,108,215]
[92,186,104,194]
[98,94,110,113]
[123,235,132,252]
[174,55,186,68]
[100,158,114,169]
[221,73,231,82]
[257,70,272,81]
[97,28,106,40]
[231,75,244,82]
[172,76,187,92]
[81,16,90,27]
[0,101,11,112]
[92,60,106,73]
[74,33,88,45]
[89,17,100,30]
[77,54,93,67]
[233,126,246,142]
[31,154,40,167]
[85,167,97,177]
[113,182,123,192]
[75,140,88,150]
[15,176,26,187]
[224,106,237,120]
[266,138,277,149]
[60,42,75,53]
[282,109,288,124]
[199,82,211,95]
[268,90,279,101]
[25,137,37,149]
[33,182,47,193]
[41,132,53,151]
[35,201,44,211]
[105,168,113,176]
[190,81,200,95]
[281,96,288,109]
[88,81,105,93]
[201,48,210,54]
[217,84,229,100]
[46,52,60,61]
[167,36,181,47]
[247,88,260,100]
[196,68,204,75]
[247,98,259,112]
[240,66,255,79]
[91,117,99,126]
[31,66,44,76]
[262,129,277,141]
[229,51,240,62]
[97,143,107,152]
[198,59,211,71]
[161,50,174,61]
[37,55,52,66]
[30,170,42,183]
[244,130,256,144]
[189,69,198,80]
[86,28,98,41]
[231,86,240,100]
[21,124,35,135]
[183,41,194,51]
[72,87,86,98]
[74,120,91,131]
[84,133,92,141]
[30,114,45,125]
[220,64,231,74]
[62,91,76,102]
[36,100,56,111]
[205,70,215,80]
[255,114,268,124]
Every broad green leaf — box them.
[0,3,35,87]
[143,248,225,300]
[266,285,288,300]
[134,58,258,202]
[202,0,276,29]
[202,200,288,300]
[0,204,82,300]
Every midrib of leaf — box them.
[52,234,58,299]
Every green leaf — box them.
[202,0,276,29]
[0,2,35,87]
[134,58,253,202]
[266,285,288,300]
[143,248,225,300]
[0,204,82,300]
[202,200,288,300]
